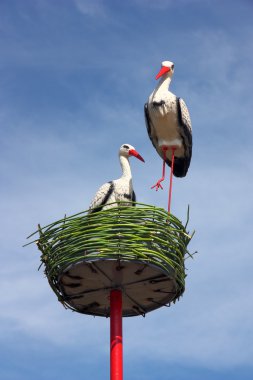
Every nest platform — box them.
[29,203,193,317]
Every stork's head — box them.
[155,61,175,80]
[119,144,145,162]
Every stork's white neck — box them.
[155,75,172,93]
[119,155,132,178]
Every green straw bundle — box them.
[27,202,194,306]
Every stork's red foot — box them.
[151,178,164,191]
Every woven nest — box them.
[27,202,194,317]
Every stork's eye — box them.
[171,64,174,70]
[123,145,129,149]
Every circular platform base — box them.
[58,258,180,317]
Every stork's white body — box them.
[148,86,184,154]
[89,156,134,212]
[145,61,192,178]
[89,144,144,213]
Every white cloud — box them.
[132,0,202,10]
[0,2,253,374]
[74,0,107,17]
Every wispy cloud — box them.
[1,0,253,378]
[74,0,107,17]
[132,0,201,10]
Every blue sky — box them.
[1,0,253,379]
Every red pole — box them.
[110,290,123,380]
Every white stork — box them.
[89,144,144,213]
[144,60,192,196]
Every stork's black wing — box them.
[132,190,136,205]
[173,97,192,177]
[144,103,159,151]
[88,181,114,213]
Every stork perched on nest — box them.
[144,60,192,211]
[89,144,145,213]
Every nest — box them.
[27,203,194,317]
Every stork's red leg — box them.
[151,146,168,191]
[168,147,176,213]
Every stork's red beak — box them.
[129,149,145,162]
[155,66,170,80]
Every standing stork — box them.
[144,60,192,212]
[89,144,144,213]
